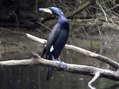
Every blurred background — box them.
[0,0,119,89]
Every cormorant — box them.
[39,7,69,80]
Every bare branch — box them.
[67,0,93,18]
[88,72,100,89]
[26,33,119,69]
[26,33,47,44]
[97,2,109,23]
[0,55,119,81]
[2,56,119,79]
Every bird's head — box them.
[39,7,64,17]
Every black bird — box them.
[39,7,69,80]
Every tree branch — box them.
[88,72,100,89]
[67,0,94,18]
[0,54,119,81]
[26,33,119,69]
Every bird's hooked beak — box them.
[39,8,52,14]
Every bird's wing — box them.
[52,27,69,58]
[45,23,61,52]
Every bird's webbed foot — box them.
[55,59,67,71]
[52,57,67,70]
[52,58,58,61]
[60,61,67,70]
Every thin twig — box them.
[97,2,109,23]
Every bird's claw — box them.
[55,60,67,70]
[60,61,67,69]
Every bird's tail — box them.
[46,66,54,80]
[41,48,55,80]
[46,55,55,80]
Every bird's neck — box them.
[57,15,69,30]
[58,15,68,24]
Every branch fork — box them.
[88,72,100,89]
[25,33,119,89]
[0,33,119,89]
